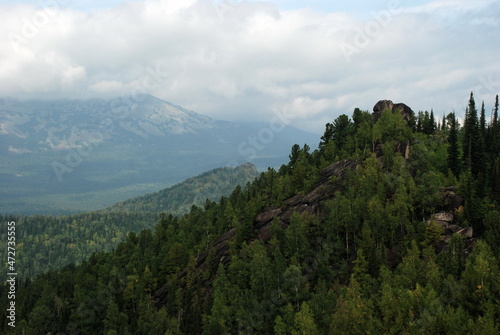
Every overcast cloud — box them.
[0,0,499,133]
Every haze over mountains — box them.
[0,95,318,214]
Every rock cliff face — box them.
[431,211,475,254]
[373,99,414,123]
[153,159,359,306]
[372,100,414,159]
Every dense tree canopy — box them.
[1,93,500,334]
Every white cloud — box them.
[0,0,499,133]
[88,80,125,93]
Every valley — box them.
[0,95,318,214]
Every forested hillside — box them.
[105,163,258,215]
[2,94,500,334]
[0,163,258,279]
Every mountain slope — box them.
[105,162,258,216]
[0,163,259,279]
[3,97,499,334]
[0,95,317,214]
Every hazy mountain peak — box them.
[0,95,217,150]
[0,95,318,214]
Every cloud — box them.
[0,0,499,133]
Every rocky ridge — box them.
[372,99,414,123]
[153,159,359,306]
[153,100,472,307]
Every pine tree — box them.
[332,114,354,150]
[319,123,334,151]
[289,144,301,167]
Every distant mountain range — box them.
[0,95,318,214]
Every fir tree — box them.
[429,109,436,134]
[462,92,481,176]
[480,101,487,136]
[477,101,487,196]
[491,95,499,157]
[319,123,334,151]
[447,113,460,178]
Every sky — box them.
[0,0,499,133]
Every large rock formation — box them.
[372,100,414,159]
[431,211,475,254]
[373,99,414,123]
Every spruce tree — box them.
[429,109,436,134]
[462,92,481,177]
[477,101,487,196]
[423,111,430,134]
[492,95,499,157]
[480,101,486,136]
[447,113,460,178]
[491,96,500,203]
[494,95,499,131]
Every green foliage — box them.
[3,94,500,334]
[462,92,482,176]
[0,164,258,279]
[447,112,461,178]
[292,302,319,335]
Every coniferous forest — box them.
[2,93,500,334]
[0,164,258,280]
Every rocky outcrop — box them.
[372,100,414,159]
[373,99,414,123]
[153,159,358,307]
[439,186,464,212]
[255,159,358,234]
[429,186,473,253]
[430,211,475,254]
